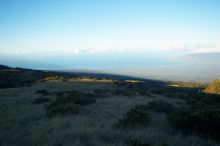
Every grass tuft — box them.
[46,102,79,117]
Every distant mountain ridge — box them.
[185,52,220,62]
[0,65,11,70]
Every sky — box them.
[0,0,220,77]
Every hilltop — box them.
[204,80,220,94]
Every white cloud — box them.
[1,42,220,58]
[192,43,220,53]
[64,49,81,55]
[152,42,220,54]
[62,47,127,55]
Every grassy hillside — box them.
[0,65,220,146]
[0,65,149,89]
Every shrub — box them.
[46,102,79,117]
[126,137,151,146]
[35,89,50,96]
[94,89,109,94]
[54,90,96,105]
[93,89,111,97]
[54,95,96,106]
[115,105,151,129]
[43,76,66,82]
[32,97,50,104]
[45,90,96,117]
[168,108,220,140]
[146,100,176,114]
[137,90,151,96]
[150,89,164,94]
[54,90,71,96]
[160,141,169,146]
[68,96,96,105]
[167,108,192,134]
[113,89,134,96]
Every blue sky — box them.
[0,0,220,70]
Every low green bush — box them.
[32,97,50,104]
[35,89,50,96]
[115,105,151,129]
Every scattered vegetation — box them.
[32,97,50,104]
[155,81,220,141]
[168,108,220,140]
[114,100,176,130]
[1,65,220,146]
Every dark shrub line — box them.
[114,100,176,129]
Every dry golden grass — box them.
[203,80,220,94]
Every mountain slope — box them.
[0,64,165,89]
